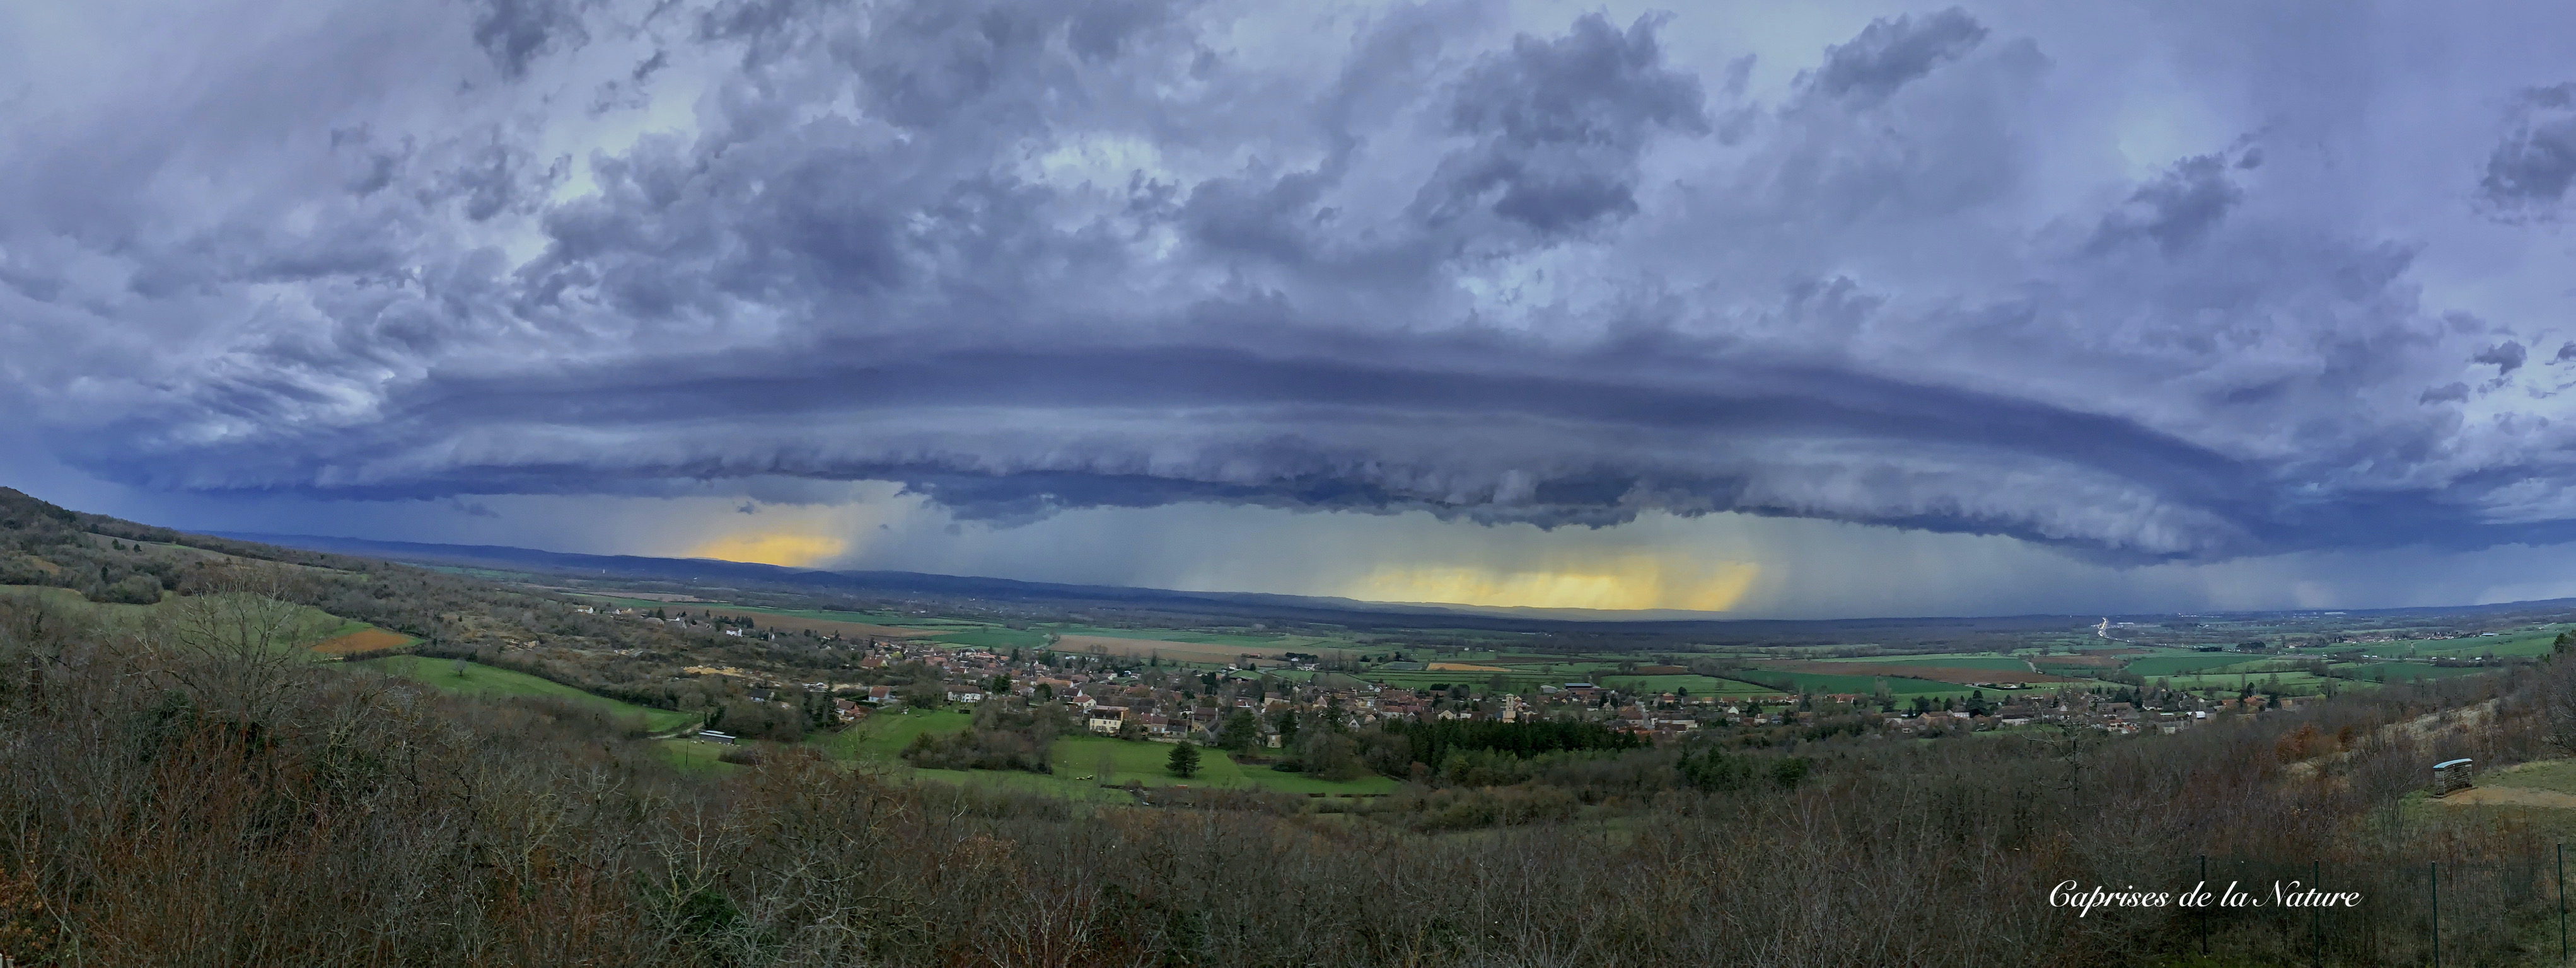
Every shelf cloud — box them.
[8,0,2576,588]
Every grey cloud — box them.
[472,0,591,79]
[2476,340,2527,374]
[1417,13,1707,236]
[2422,383,2470,404]
[2482,83,2576,212]
[1808,8,1987,106]
[2088,153,2244,255]
[11,0,2576,572]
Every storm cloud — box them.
[7,0,2576,573]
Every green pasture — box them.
[1829,656,2033,671]
[807,707,977,761]
[1052,735,1398,794]
[15,586,358,656]
[2335,662,2497,683]
[810,709,1395,796]
[2399,634,2556,658]
[2483,759,2576,795]
[2121,654,2253,677]
[2161,670,2333,695]
[656,739,745,776]
[1364,671,1558,693]
[1596,674,1778,696]
[352,655,700,732]
[1045,625,1350,650]
[932,628,1055,650]
[1732,669,1966,697]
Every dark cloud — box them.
[1420,13,1708,236]
[471,0,591,79]
[2088,153,2245,255]
[1808,8,1987,106]
[2481,83,2576,212]
[8,0,2576,573]
[2476,340,2527,374]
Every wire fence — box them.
[2087,851,2576,967]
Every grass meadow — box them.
[353,655,701,732]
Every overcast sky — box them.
[8,0,2576,618]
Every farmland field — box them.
[1596,674,1779,697]
[2387,633,2558,658]
[352,655,701,732]
[1817,655,2031,671]
[689,606,947,640]
[1741,660,2078,686]
[929,627,1054,650]
[2337,662,2496,683]
[2162,670,2332,694]
[2031,654,2122,671]
[1729,668,1973,696]
[811,712,1396,796]
[808,708,977,761]
[2123,654,2253,677]
[310,626,414,656]
[1052,634,1293,666]
[655,738,744,776]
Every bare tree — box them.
[144,564,315,724]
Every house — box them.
[697,730,737,744]
[947,687,985,703]
[866,686,893,704]
[834,699,865,723]
[1087,706,1130,735]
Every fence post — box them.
[2432,861,2440,968]
[2313,859,2322,968]
[2560,842,2568,965]
[2200,854,2209,957]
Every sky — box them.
[6,0,2576,619]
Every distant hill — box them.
[208,531,1623,630]
[15,481,2576,646]
[204,530,2576,643]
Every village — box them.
[631,609,2280,749]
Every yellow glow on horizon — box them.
[1341,556,1761,612]
[687,532,849,568]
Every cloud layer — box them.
[8,0,2576,570]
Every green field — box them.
[1596,675,1778,696]
[2335,662,2497,683]
[806,708,977,760]
[2389,633,2557,659]
[1046,626,1349,650]
[1364,672,1558,692]
[2122,654,2252,677]
[2480,759,2576,795]
[656,738,745,776]
[352,655,701,732]
[2163,670,2334,694]
[1734,671,1968,697]
[1839,656,2034,671]
[930,628,1055,650]
[811,711,1396,796]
